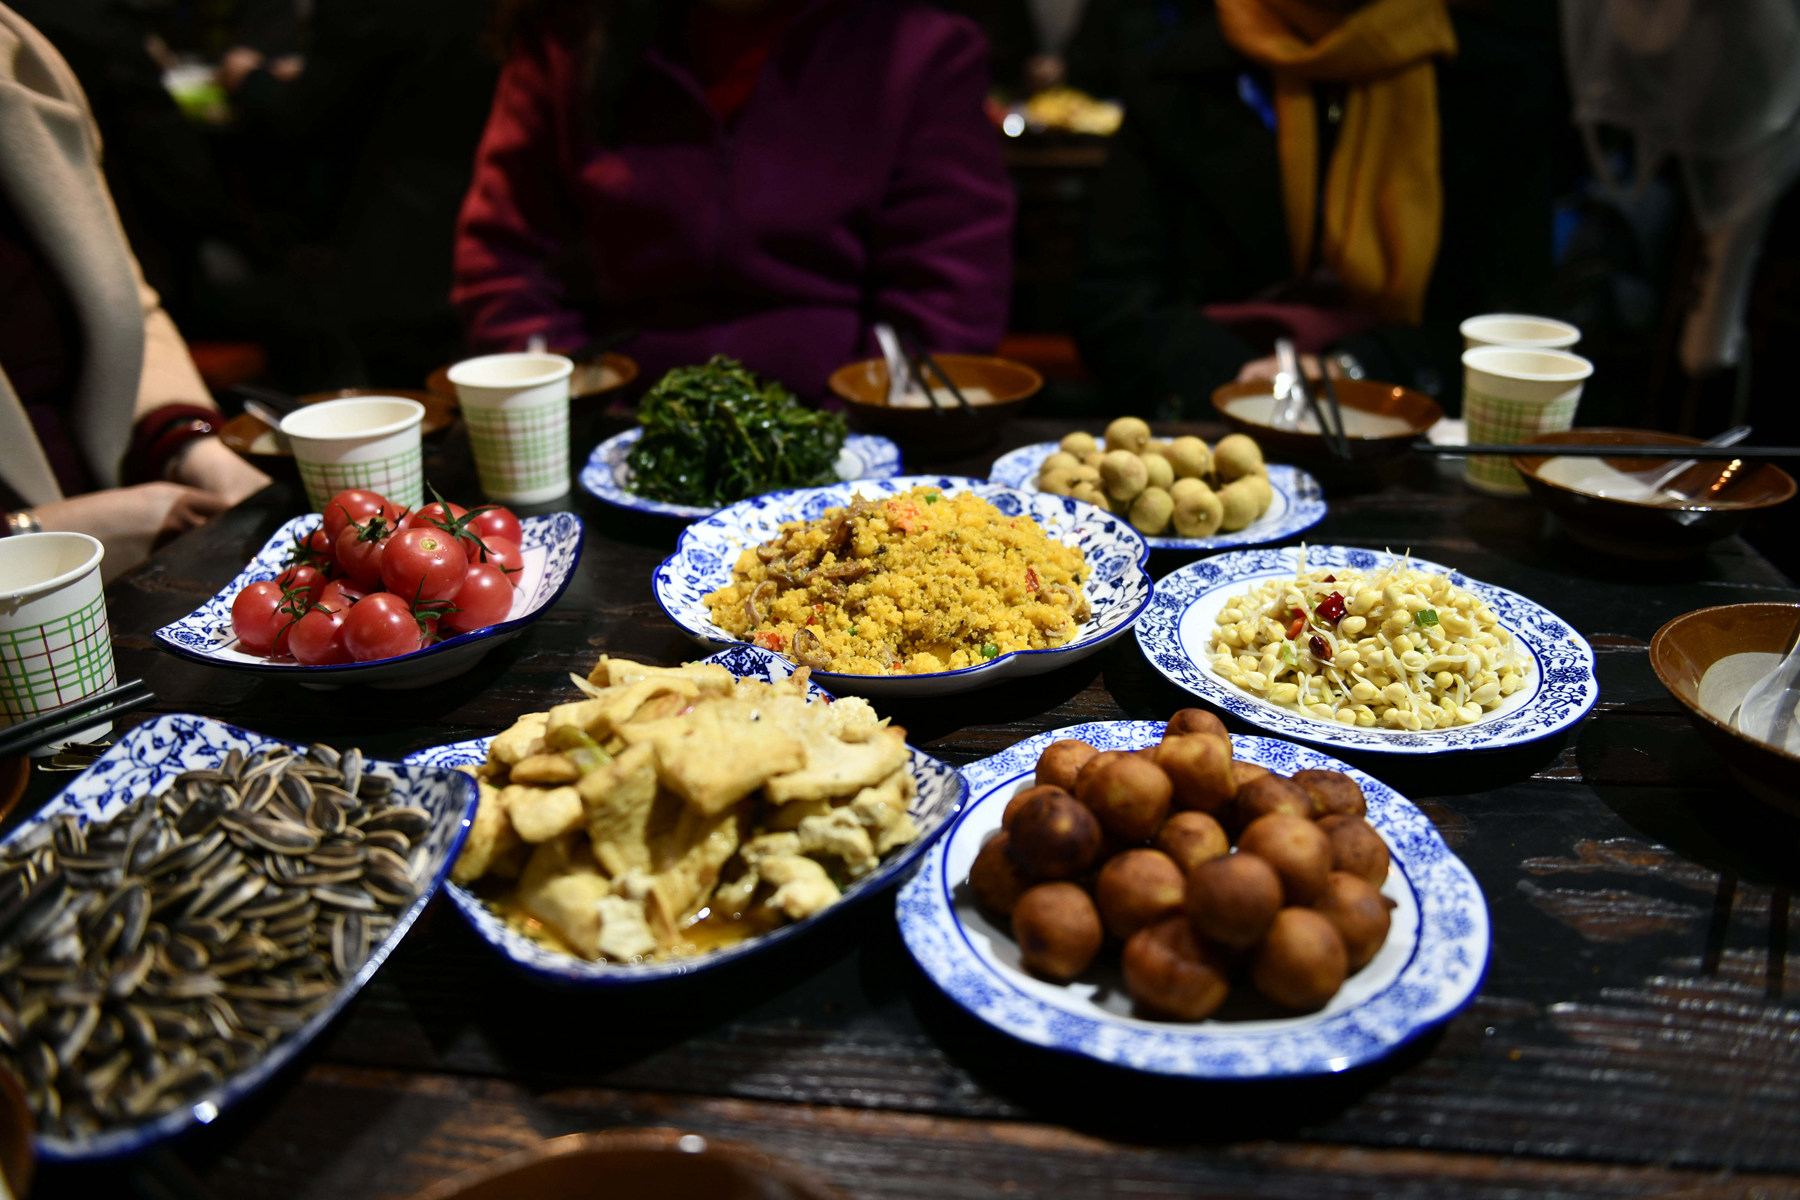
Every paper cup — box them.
[280,396,426,512]
[446,353,574,505]
[1460,313,1581,352]
[0,533,115,754]
[1462,346,1594,495]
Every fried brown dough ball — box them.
[970,832,1030,916]
[1251,908,1348,1010]
[1008,791,1104,880]
[1076,754,1173,844]
[1292,769,1367,819]
[1313,871,1392,970]
[1121,917,1231,1020]
[1155,733,1237,816]
[1035,740,1099,793]
[1094,849,1186,939]
[1186,852,1283,949]
[1237,813,1332,905]
[1155,811,1229,876]
[1317,815,1391,888]
[1004,784,1072,831]
[1013,883,1104,981]
[1234,774,1313,829]
[1164,708,1228,741]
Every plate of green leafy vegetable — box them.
[582,355,902,520]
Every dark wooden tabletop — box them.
[17,409,1800,1200]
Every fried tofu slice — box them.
[763,725,909,806]
[796,808,878,878]
[578,743,660,878]
[511,754,581,786]
[622,703,805,816]
[594,895,657,961]
[502,784,585,844]
[516,836,610,958]
[760,855,840,920]
[641,805,742,941]
[451,779,519,885]
[490,712,549,767]
[590,657,736,694]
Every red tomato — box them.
[321,489,389,546]
[275,563,323,609]
[413,501,467,533]
[289,601,352,665]
[335,516,397,591]
[442,562,515,635]
[381,528,467,603]
[464,506,523,556]
[341,593,428,661]
[473,536,524,587]
[316,579,364,610]
[288,526,336,573]
[230,581,308,657]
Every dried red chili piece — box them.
[1315,591,1347,626]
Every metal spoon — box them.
[1732,609,1800,754]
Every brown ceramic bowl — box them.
[219,387,454,482]
[1212,378,1442,472]
[425,353,639,406]
[1512,429,1796,561]
[828,354,1042,458]
[412,1128,841,1200]
[1651,603,1800,814]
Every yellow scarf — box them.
[1215,0,1457,324]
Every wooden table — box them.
[18,414,1800,1199]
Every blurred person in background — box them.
[1072,0,1561,413]
[453,0,1014,400]
[0,5,267,579]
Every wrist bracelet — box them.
[3,509,43,537]
[123,404,220,484]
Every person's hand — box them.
[170,436,271,507]
[1236,353,1341,384]
[269,55,305,82]
[218,47,265,94]
[32,484,232,581]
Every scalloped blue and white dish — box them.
[988,442,1326,550]
[651,476,1154,699]
[405,645,966,986]
[154,511,583,689]
[1135,545,1599,755]
[898,721,1489,1078]
[580,428,903,521]
[16,713,477,1163]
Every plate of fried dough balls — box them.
[897,712,1489,1078]
[987,418,1327,550]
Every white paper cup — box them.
[1462,346,1594,495]
[446,353,574,505]
[0,532,116,754]
[280,397,426,512]
[1460,313,1581,352]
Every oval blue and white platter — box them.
[651,476,1154,699]
[11,713,478,1163]
[405,644,966,986]
[898,721,1490,1078]
[581,428,902,520]
[154,511,583,689]
[1135,545,1600,755]
[988,441,1326,550]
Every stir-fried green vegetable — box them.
[626,356,846,506]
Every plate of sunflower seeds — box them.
[0,713,477,1162]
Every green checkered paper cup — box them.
[279,396,426,512]
[1462,346,1594,495]
[0,532,116,755]
[447,352,574,505]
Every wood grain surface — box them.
[13,415,1800,1199]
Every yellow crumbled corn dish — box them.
[704,486,1091,675]
[1207,557,1531,730]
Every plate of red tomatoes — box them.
[154,488,583,688]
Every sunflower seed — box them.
[358,807,429,839]
[219,812,319,856]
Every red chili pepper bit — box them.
[1316,591,1347,626]
[1286,611,1306,640]
[1323,575,1336,583]
[1026,567,1040,592]
[1309,634,1332,661]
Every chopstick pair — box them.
[1413,442,1800,461]
[1274,339,1350,459]
[896,330,973,418]
[0,679,155,760]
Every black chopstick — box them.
[1413,441,1800,461]
[0,680,154,760]
[1317,369,1352,459]
[1296,371,1349,460]
[897,344,949,418]
[906,336,974,415]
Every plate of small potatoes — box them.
[988,417,1326,550]
[896,711,1489,1078]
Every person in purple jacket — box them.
[452,0,1015,400]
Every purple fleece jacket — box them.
[452,0,1015,398]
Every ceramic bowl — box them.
[154,512,583,689]
[1650,602,1800,813]
[425,353,638,407]
[1512,428,1796,560]
[1212,378,1443,472]
[412,1128,840,1200]
[827,354,1042,458]
[219,388,454,481]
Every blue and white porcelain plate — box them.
[1135,545,1600,755]
[988,442,1326,550]
[580,428,903,520]
[13,713,477,1163]
[405,645,966,986]
[899,722,1489,1078]
[154,511,583,689]
[651,476,1154,699]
